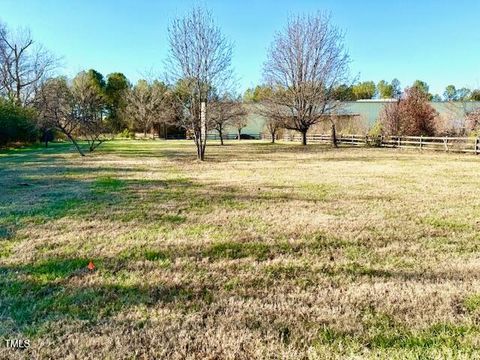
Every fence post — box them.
[397,137,401,148]
[476,137,479,155]
[444,137,448,152]
[419,136,423,150]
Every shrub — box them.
[367,121,383,147]
[380,87,438,136]
[117,128,135,139]
[0,99,38,147]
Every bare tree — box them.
[379,101,401,136]
[229,109,248,141]
[465,108,480,134]
[264,116,283,143]
[0,21,7,97]
[34,77,85,156]
[125,79,171,138]
[244,86,283,143]
[167,7,234,160]
[441,97,479,136]
[0,26,57,106]
[71,71,109,152]
[151,81,179,139]
[263,12,350,146]
[210,95,246,145]
[125,80,153,137]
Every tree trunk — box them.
[14,47,22,106]
[195,134,201,159]
[66,134,85,156]
[220,132,224,145]
[197,101,207,161]
[201,130,207,160]
[194,129,207,161]
[331,122,338,148]
[197,135,206,161]
[196,142,201,160]
[301,130,307,145]
[271,131,275,144]
[237,128,241,141]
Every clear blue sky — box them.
[1,0,479,96]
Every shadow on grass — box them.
[0,149,335,243]
[0,256,216,337]
[0,142,91,165]
[0,175,197,243]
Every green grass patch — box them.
[423,216,471,231]
[368,323,474,350]
[0,226,13,239]
[464,293,480,312]
[144,250,169,261]
[15,258,92,282]
[264,262,307,280]
[299,183,334,201]
[206,241,270,260]
[93,177,125,193]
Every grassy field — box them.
[2,140,480,359]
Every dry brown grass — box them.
[2,140,480,359]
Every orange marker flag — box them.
[87,261,95,271]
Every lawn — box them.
[2,140,480,359]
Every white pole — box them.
[201,101,206,141]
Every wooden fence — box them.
[207,133,262,140]
[284,134,480,154]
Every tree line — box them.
[2,7,480,157]
[245,80,480,103]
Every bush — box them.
[117,128,135,139]
[0,100,38,147]
[380,87,438,136]
[365,122,383,147]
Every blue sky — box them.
[1,0,479,95]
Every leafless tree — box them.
[124,79,171,138]
[125,80,153,137]
[379,101,401,136]
[167,7,234,160]
[34,77,85,156]
[210,95,246,144]
[263,12,350,146]
[0,26,58,106]
[71,71,109,152]
[229,108,248,141]
[151,81,180,139]
[465,108,480,134]
[264,116,283,143]
[253,100,284,144]
[0,21,7,96]
[441,99,479,136]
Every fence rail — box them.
[284,134,480,154]
[207,133,261,140]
